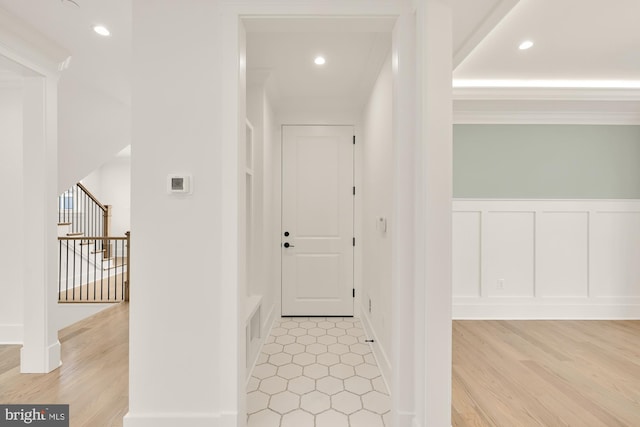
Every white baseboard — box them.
[123,413,221,427]
[20,340,61,373]
[0,324,23,344]
[359,308,392,394]
[454,297,640,319]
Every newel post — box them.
[125,231,130,302]
[103,204,112,258]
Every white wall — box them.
[360,53,393,382]
[127,1,225,425]
[245,80,278,370]
[128,2,452,426]
[263,85,279,328]
[453,199,640,318]
[0,85,24,343]
[81,152,131,236]
[57,62,131,194]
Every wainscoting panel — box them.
[452,211,481,297]
[591,211,640,297]
[536,212,589,297]
[453,200,640,319]
[483,211,535,297]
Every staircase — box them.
[58,183,129,303]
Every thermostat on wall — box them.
[167,174,192,194]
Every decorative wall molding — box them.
[453,199,640,319]
[453,87,640,124]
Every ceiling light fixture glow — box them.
[314,56,326,66]
[93,25,111,36]
[518,40,534,50]
[452,79,640,89]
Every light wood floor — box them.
[453,320,640,427]
[0,302,128,427]
[2,308,639,427]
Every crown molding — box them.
[453,87,640,124]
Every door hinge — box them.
[353,288,355,298]
[353,237,355,246]
[353,135,356,144]
[353,186,356,195]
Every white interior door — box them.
[282,125,354,316]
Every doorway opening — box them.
[241,16,396,426]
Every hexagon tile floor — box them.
[247,317,391,427]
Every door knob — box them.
[283,242,294,248]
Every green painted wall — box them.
[453,125,640,199]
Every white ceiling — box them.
[0,0,130,103]
[245,18,393,109]
[1,0,639,111]
[454,0,640,87]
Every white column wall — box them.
[126,1,224,426]
[390,10,417,426]
[0,86,24,344]
[21,75,61,373]
[415,0,453,426]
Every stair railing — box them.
[58,183,129,303]
[58,232,130,303]
[58,182,112,246]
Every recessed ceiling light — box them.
[314,56,326,66]
[518,40,534,50]
[93,25,111,37]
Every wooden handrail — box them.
[76,182,107,212]
[58,236,129,241]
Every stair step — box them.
[66,232,84,236]
[104,263,127,271]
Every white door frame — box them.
[0,8,70,373]
[220,2,452,427]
